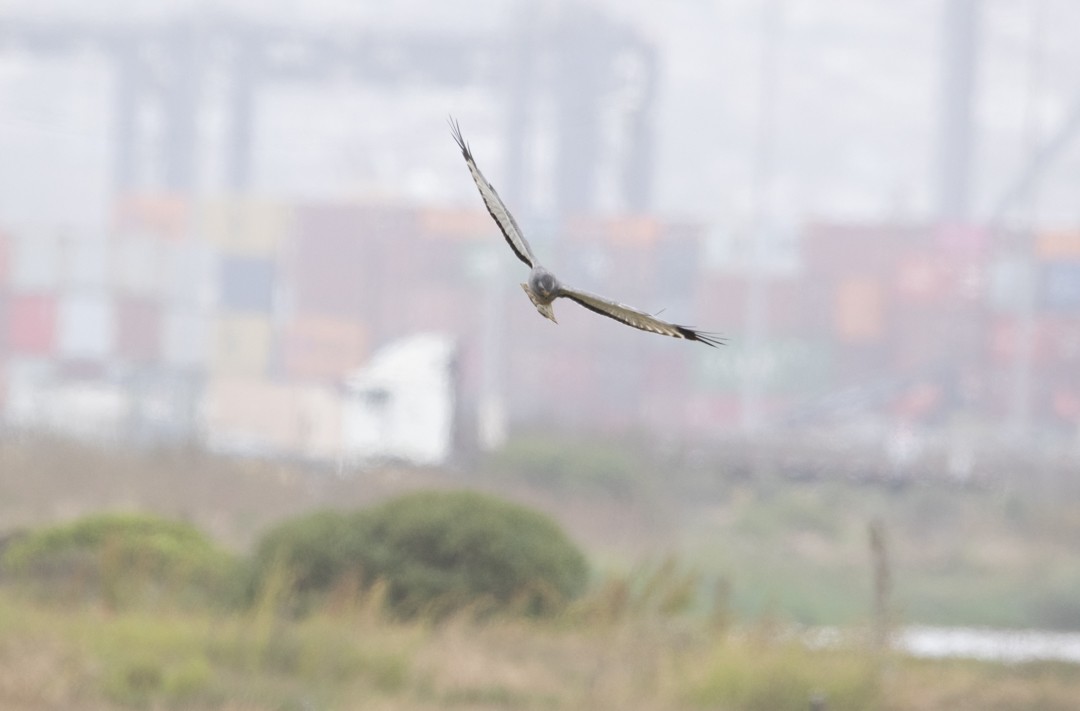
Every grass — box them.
[2,434,1080,709]
[3,434,1080,632]
[2,587,1080,711]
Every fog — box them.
[1,0,1079,685]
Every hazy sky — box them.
[1,0,1079,233]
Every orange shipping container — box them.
[565,215,660,246]
[213,313,273,376]
[1037,231,1080,259]
[834,277,883,343]
[113,194,190,241]
[282,317,367,380]
[420,208,491,239]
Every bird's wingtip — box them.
[681,328,727,347]
[447,115,469,155]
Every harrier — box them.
[450,117,723,347]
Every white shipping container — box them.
[160,240,218,307]
[41,380,131,442]
[162,306,210,367]
[4,356,57,427]
[10,229,60,291]
[60,233,110,289]
[112,234,162,296]
[986,257,1034,312]
[200,378,341,459]
[57,291,115,359]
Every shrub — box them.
[252,490,589,618]
[1,512,239,609]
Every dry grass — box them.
[3,435,1080,709]
[2,587,1080,711]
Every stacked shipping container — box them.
[2,192,1077,446]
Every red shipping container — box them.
[8,294,57,354]
[986,316,1079,364]
[116,297,161,361]
[834,277,884,343]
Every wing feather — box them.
[559,286,725,347]
[449,116,536,268]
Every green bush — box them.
[252,490,589,618]
[1,512,239,609]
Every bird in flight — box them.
[449,117,723,347]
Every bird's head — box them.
[534,271,558,299]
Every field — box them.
[2,585,1080,711]
[1,433,1079,709]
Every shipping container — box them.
[59,232,110,289]
[212,312,273,376]
[199,198,292,256]
[126,368,205,444]
[895,253,947,302]
[803,222,932,277]
[996,316,1080,365]
[420,207,492,240]
[986,256,1032,312]
[564,215,661,246]
[289,204,376,317]
[1037,231,1080,259]
[1040,261,1080,310]
[3,355,56,427]
[113,194,190,241]
[161,306,210,368]
[281,316,367,380]
[219,254,276,312]
[201,377,341,459]
[8,294,56,355]
[10,229,60,291]
[934,223,989,258]
[112,234,162,296]
[160,240,216,306]
[0,230,9,284]
[57,291,114,360]
[833,277,884,343]
[116,297,160,362]
[0,292,6,353]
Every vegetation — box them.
[2,580,1080,711]
[1,435,1080,709]
[1,512,240,610]
[251,490,589,618]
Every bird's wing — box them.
[449,116,536,268]
[558,285,725,347]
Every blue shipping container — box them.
[1041,261,1080,310]
[220,255,276,312]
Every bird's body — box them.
[450,117,723,347]
[523,267,560,323]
